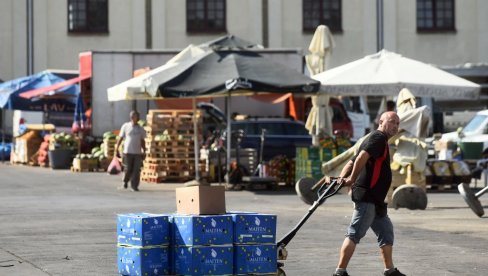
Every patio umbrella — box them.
[107,35,320,184]
[313,49,480,99]
[151,49,319,97]
[304,25,335,143]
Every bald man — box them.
[332,112,405,276]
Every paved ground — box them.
[0,162,487,276]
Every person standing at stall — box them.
[115,110,146,191]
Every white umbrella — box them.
[107,44,207,182]
[304,25,335,142]
[313,49,480,100]
[107,45,206,101]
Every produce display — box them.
[267,155,295,185]
[49,132,78,151]
[71,133,114,172]
[102,131,118,158]
[296,135,352,183]
[37,134,51,166]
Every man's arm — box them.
[339,160,354,179]
[141,138,146,157]
[343,150,370,186]
[115,125,124,158]
[115,137,123,158]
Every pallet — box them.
[148,109,194,116]
[141,175,194,183]
[147,146,195,155]
[143,163,197,171]
[144,127,196,135]
[146,152,195,159]
[146,140,193,148]
[70,166,106,173]
[141,170,193,178]
[144,157,195,165]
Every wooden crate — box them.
[71,158,99,172]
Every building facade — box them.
[1,0,488,80]
[1,0,487,135]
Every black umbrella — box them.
[155,50,319,98]
[199,34,262,50]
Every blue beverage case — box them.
[234,244,277,275]
[231,213,277,244]
[173,215,233,246]
[117,245,169,276]
[117,213,170,247]
[174,245,233,275]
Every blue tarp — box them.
[0,71,79,112]
[0,142,12,161]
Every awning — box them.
[19,74,90,99]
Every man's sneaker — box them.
[332,271,350,276]
[117,183,128,190]
[130,187,139,192]
[384,268,406,276]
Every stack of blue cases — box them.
[231,212,277,275]
[117,213,170,276]
[172,214,234,275]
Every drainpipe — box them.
[262,0,269,47]
[376,0,384,51]
[27,0,34,75]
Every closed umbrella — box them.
[396,88,416,115]
[304,25,336,143]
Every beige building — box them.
[1,0,487,134]
[1,0,488,79]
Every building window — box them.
[187,0,226,33]
[68,0,108,33]
[303,0,342,33]
[417,0,455,32]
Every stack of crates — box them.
[103,135,117,159]
[117,213,171,276]
[142,109,204,183]
[172,214,234,275]
[295,146,336,182]
[231,212,277,275]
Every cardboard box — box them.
[231,213,277,244]
[234,244,277,275]
[434,140,457,152]
[175,185,226,215]
[173,215,233,246]
[117,245,169,276]
[117,213,170,246]
[174,245,233,276]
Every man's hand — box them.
[337,177,354,187]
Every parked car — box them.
[232,118,311,160]
[439,109,488,155]
[328,97,354,139]
[199,98,354,161]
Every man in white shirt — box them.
[115,110,146,191]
